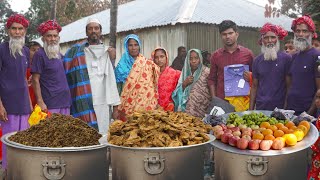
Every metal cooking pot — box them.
[99,134,215,180]
[2,132,109,180]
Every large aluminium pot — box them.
[212,110,319,180]
[2,132,109,180]
[99,134,215,180]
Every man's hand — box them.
[112,106,119,120]
[107,47,116,61]
[243,71,251,82]
[27,75,32,87]
[183,75,194,89]
[38,101,48,112]
[0,104,8,121]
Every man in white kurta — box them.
[64,18,120,135]
[85,44,120,134]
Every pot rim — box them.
[2,132,108,152]
[99,134,215,150]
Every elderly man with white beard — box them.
[0,14,31,169]
[249,23,291,111]
[287,15,320,116]
[31,20,71,115]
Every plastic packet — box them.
[270,107,295,120]
[292,111,317,125]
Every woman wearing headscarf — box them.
[172,49,211,118]
[151,47,181,111]
[115,34,160,120]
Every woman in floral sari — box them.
[151,47,181,111]
[172,49,211,118]
[115,34,160,120]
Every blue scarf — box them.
[115,34,142,83]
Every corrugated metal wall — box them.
[60,23,263,65]
[60,24,188,65]
[186,23,261,56]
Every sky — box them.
[9,0,31,13]
[8,0,281,13]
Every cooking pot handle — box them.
[42,157,66,180]
[144,153,165,175]
[247,156,268,176]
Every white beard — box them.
[261,40,280,61]
[44,41,60,59]
[9,36,25,59]
[294,36,312,51]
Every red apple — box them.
[214,130,224,140]
[248,140,260,150]
[252,130,261,135]
[221,133,233,144]
[229,136,240,146]
[242,134,252,141]
[220,124,227,130]
[260,140,273,151]
[227,124,235,129]
[242,131,252,137]
[237,138,249,150]
[230,127,240,132]
[232,130,241,137]
[213,125,223,133]
[272,139,285,150]
[241,127,252,133]
[224,129,232,134]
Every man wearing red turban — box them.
[0,14,31,170]
[31,20,71,116]
[249,22,291,111]
[286,15,320,116]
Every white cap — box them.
[86,18,101,25]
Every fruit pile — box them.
[213,120,311,151]
[227,112,289,127]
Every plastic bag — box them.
[292,111,317,125]
[28,105,51,126]
[270,107,295,120]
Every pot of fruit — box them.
[211,110,318,180]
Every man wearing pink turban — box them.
[287,15,320,115]
[249,23,291,110]
[0,14,31,169]
[31,20,71,115]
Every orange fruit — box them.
[260,122,271,129]
[264,134,275,141]
[268,125,278,132]
[293,129,305,141]
[290,126,298,130]
[299,121,310,131]
[252,133,264,140]
[297,125,308,136]
[287,129,295,134]
[262,129,273,136]
[285,134,297,146]
[275,123,285,129]
[279,126,289,134]
[285,121,295,129]
[274,130,285,138]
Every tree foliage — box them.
[24,0,111,41]
[24,0,134,42]
[264,0,320,33]
[0,0,14,43]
